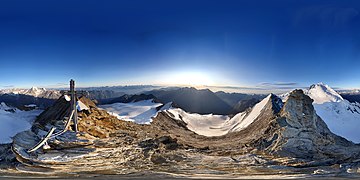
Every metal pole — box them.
[70,79,78,132]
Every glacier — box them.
[0,102,42,143]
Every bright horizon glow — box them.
[157,71,216,86]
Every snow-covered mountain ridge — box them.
[100,95,280,136]
[162,94,283,136]
[0,87,61,99]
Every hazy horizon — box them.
[0,81,356,95]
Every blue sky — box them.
[0,0,359,89]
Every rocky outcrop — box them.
[276,90,356,159]
[236,90,360,161]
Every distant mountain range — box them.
[1,84,360,117]
[98,94,160,104]
[144,87,233,114]
[77,85,163,95]
[95,87,264,115]
[215,91,266,114]
[0,87,60,99]
[0,86,164,109]
[0,87,59,110]
[144,87,266,115]
[339,93,360,104]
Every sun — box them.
[160,71,215,86]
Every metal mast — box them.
[69,79,78,132]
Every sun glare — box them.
[160,72,215,86]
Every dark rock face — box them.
[0,144,16,166]
[32,96,72,130]
[32,96,96,130]
[231,98,260,115]
[215,91,266,114]
[139,136,179,151]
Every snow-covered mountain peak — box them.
[25,87,47,96]
[29,86,46,91]
[307,83,343,104]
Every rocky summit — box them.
[1,90,360,178]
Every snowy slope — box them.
[99,99,164,124]
[307,83,344,104]
[165,108,230,136]
[306,83,360,143]
[164,94,274,136]
[225,94,272,132]
[0,102,43,144]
